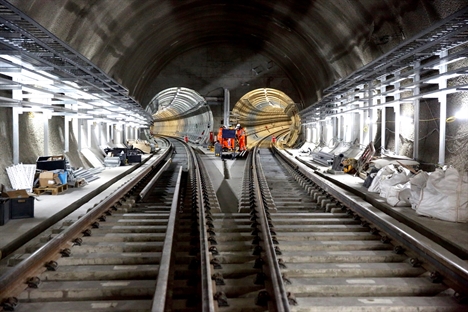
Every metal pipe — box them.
[64,116,70,153]
[12,107,20,164]
[413,61,420,160]
[43,111,49,156]
[438,50,448,165]
[223,88,230,126]
[87,120,92,148]
[394,103,400,154]
[439,97,447,165]
[367,81,374,145]
[359,111,364,145]
[204,97,224,102]
[381,107,386,154]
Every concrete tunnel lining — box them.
[8,0,466,107]
[0,0,468,187]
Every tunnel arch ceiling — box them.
[8,0,467,114]
[233,88,301,147]
[139,43,301,111]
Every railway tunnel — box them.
[0,1,468,310]
[0,0,468,178]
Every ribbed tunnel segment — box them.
[148,87,302,149]
[148,87,214,145]
[232,88,301,148]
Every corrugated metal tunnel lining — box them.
[148,87,213,144]
[149,87,300,147]
[233,88,301,147]
[148,87,207,119]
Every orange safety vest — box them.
[237,128,246,151]
[217,127,223,145]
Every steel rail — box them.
[163,137,215,309]
[273,145,468,297]
[0,147,172,300]
[190,151,216,312]
[252,145,290,312]
[151,166,183,311]
[139,158,172,201]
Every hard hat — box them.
[236,124,240,128]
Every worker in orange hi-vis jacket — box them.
[217,126,224,147]
[236,124,246,151]
[218,126,231,149]
[227,126,234,150]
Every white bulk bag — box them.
[409,171,429,210]
[379,166,411,199]
[417,168,468,222]
[386,181,412,207]
[368,165,396,193]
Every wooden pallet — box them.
[33,184,68,195]
[68,179,86,188]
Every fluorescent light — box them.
[400,115,413,124]
[393,77,407,83]
[445,56,466,64]
[455,107,468,120]
[425,73,460,84]
[421,89,457,98]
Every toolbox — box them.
[10,197,34,219]
[127,154,142,163]
[1,190,34,219]
[36,155,67,170]
[0,198,10,225]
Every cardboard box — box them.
[38,172,62,187]
[47,155,64,161]
[1,189,30,198]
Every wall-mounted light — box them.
[400,114,414,124]
[454,107,467,120]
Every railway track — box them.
[0,135,467,311]
[205,138,468,311]
[260,146,468,311]
[0,137,216,311]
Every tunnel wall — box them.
[0,109,131,188]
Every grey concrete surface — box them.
[0,154,159,260]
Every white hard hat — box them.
[236,124,240,128]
